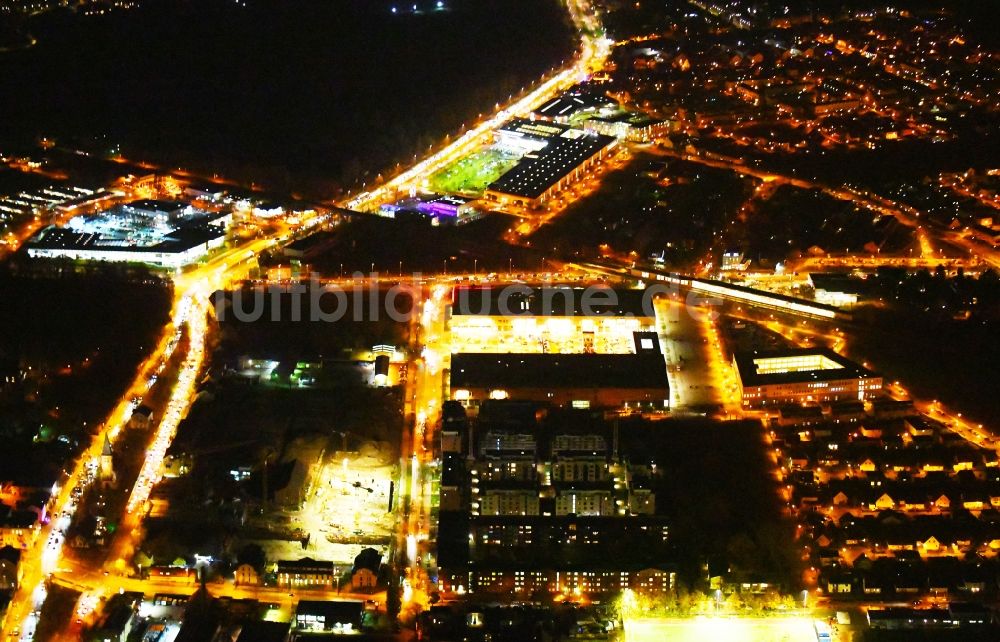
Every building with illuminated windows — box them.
[293,600,363,633]
[0,508,39,550]
[437,514,674,596]
[437,563,676,597]
[276,558,335,589]
[483,118,616,210]
[450,286,656,348]
[733,348,883,408]
[449,286,657,356]
[437,405,673,598]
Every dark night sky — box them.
[0,0,574,194]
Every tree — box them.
[236,542,266,572]
[134,551,154,570]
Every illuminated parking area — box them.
[652,297,732,412]
[624,616,817,642]
[449,314,648,354]
[447,286,657,355]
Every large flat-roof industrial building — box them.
[25,200,231,268]
[448,286,669,411]
[449,286,657,355]
[484,119,615,209]
[451,334,669,411]
[533,85,617,123]
[733,347,883,408]
[493,117,570,155]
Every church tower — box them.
[99,433,116,486]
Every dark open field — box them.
[619,417,799,589]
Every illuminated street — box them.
[346,0,611,216]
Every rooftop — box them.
[496,117,570,142]
[295,599,363,621]
[734,347,878,387]
[486,131,615,199]
[123,199,189,214]
[276,557,335,572]
[450,352,669,391]
[535,89,614,118]
[451,286,653,317]
[26,224,224,255]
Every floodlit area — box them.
[426,147,521,196]
[624,617,817,642]
[264,441,396,566]
[134,599,185,642]
[25,200,232,267]
[449,315,650,354]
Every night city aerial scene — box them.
[2,0,1000,640]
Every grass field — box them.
[427,147,520,195]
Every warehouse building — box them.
[25,200,231,268]
[450,346,669,412]
[484,128,616,209]
[449,286,658,355]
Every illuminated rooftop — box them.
[752,353,844,375]
[734,348,876,387]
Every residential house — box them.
[0,507,39,550]
[234,564,260,587]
